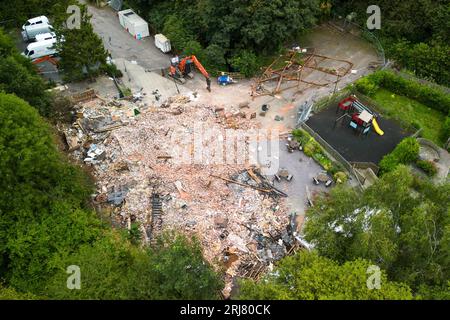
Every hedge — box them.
[416,160,438,177]
[355,71,450,115]
[292,129,344,177]
[379,137,420,174]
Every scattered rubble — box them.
[60,93,308,298]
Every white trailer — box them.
[118,9,149,39]
[154,34,171,53]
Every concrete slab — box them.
[271,141,328,215]
[114,58,191,105]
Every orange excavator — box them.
[169,55,211,92]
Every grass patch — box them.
[372,88,446,144]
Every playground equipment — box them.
[335,95,384,136]
[372,118,384,135]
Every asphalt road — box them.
[86,4,171,71]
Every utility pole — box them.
[333,72,340,94]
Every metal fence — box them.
[313,89,352,113]
[329,15,386,68]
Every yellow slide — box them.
[372,118,384,136]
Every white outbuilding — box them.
[118,9,149,39]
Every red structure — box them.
[338,96,356,112]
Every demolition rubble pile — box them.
[62,94,302,297]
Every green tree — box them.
[203,44,226,71]
[56,4,107,81]
[0,284,39,300]
[182,40,204,60]
[45,232,223,299]
[230,50,259,77]
[132,0,321,73]
[0,93,101,292]
[0,56,52,116]
[304,166,450,297]
[162,14,193,52]
[0,29,53,116]
[147,233,223,299]
[379,137,419,174]
[333,0,450,86]
[238,251,412,300]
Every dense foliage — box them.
[333,0,450,86]
[0,29,52,116]
[355,71,450,115]
[127,0,321,74]
[379,137,419,174]
[45,233,223,299]
[238,251,412,300]
[55,4,108,81]
[355,70,450,144]
[0,93,100,292]
[0,92,222,299]
[304,166,450,299]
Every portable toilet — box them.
[118,9,149,39]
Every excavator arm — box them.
[178,55,211,91]
[191,55,209,79]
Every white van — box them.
[22,16,49,30]
[22,39,58,60]
[22,24,53,42]
[35,32,57,42]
